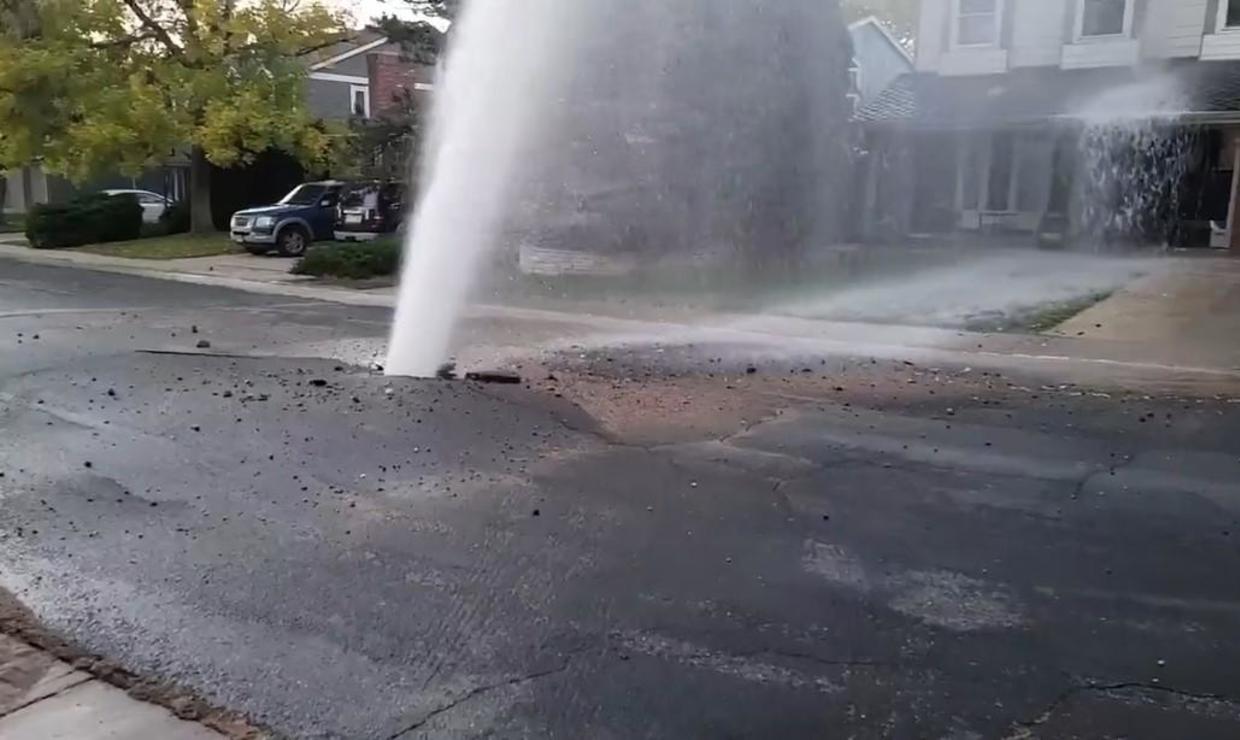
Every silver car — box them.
[102,189,173,224]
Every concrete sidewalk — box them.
[1054,255,1240,371]
[0,241,396,307]
[0,634,223,739]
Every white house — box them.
[858,0,1240,251]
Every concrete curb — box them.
[0,634,230,739]
[0,588,264,739]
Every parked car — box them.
[102,189,173,224]
[334,181,406,241]
[229,181,344,256]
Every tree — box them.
[840,0,919,48]
[334,90,425,181]
[0,0,352,233]
[0,0,41,223]
[370,0,457,63]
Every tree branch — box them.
[119,0,184,58]
[89,31,159,49]
[221,0,235,55]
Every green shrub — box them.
[291,239,402,279]
[26,193,143,249]
[159,200,190,235]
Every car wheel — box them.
[275,225,309,257]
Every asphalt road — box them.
[2,260,1240,739]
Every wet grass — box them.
[74,234,241,260]
[966,291,1113,334]
[0,214,25,234]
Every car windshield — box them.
[279,184,327,206]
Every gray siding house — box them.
[306,34,389,121]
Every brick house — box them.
[307,33,436,122]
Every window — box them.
[349,84,370,118]
[953,0,1001,47]
[1221,0,1240,29]
[280,184,327,206]
[1078,0,1130,38]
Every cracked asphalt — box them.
[2,260,1240,738]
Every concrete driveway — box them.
[1055,256,1240,370]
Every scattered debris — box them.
[436,362,458,380]
[309,379,329,388]
[465,370,522,385]
[196,340,211,349]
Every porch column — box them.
[1229,135,1240,254]
[860,133,881,241]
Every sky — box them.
[339,0,419,26]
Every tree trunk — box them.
[189,145,214,234]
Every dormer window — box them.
[952,0,1002,48]
[1077,0,1132,39]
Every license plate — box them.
[345,214,363,224]
[232,235,245,243]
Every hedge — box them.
[159,199,191,235]
[26,193,144,249]
[291,239,402,280]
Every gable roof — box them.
[847,16,914,67]
[309,32,390,70]
[858,60,1240,128]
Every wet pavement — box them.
[2,260,1240,738]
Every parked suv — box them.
[334,180,406,241]
[230,181,343,256]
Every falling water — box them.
[1069,73,1192,248]
[385,0,853,376]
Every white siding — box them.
[1202,31,1240,60]
[916,0,949,71]
[1010,0,1068,67]
[1061,39,1140,68]
[1143,0,1208,59]
[939,48,1010,76]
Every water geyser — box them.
[386,0,852,376]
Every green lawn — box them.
[74,233,241,260]
[0,214,24,233]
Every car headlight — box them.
[254,216,275,228]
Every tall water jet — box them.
[385,0,566,376]
[386,0,852,376]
